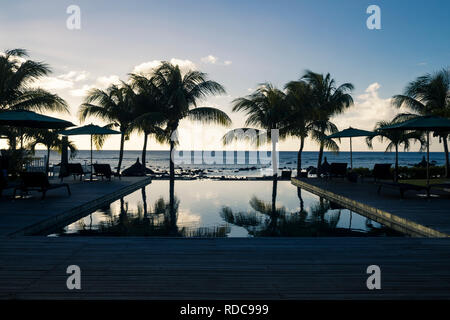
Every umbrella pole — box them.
[90,134,93,181]
[350,137,353,169]
[427,131,430,190]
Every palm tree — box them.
[79,82,136,175]
[151,62,231,180]
[223,83,290,178]
[300,71,354,171]
[0,48,68,149]
[366,120,425,182]
[26,129,77,174]
[392,69,450,177]
[284,80,315,176]
[129,74,167,169]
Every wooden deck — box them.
[1,177,449,300]
[292,178,450,237]
[0,176,151,236]
[0,237,449,299]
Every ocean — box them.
[35,149,446,177]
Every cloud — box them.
[332,82,398,131]
[201,55,218,64]
[133,58,196,75]
[95,75,121,87]
[132,60,163,74]
[70,85,93,97]
[170,58,196,71]
[59,70,89,82]
[32,76,74,90]
[70,75,121,97]
[200,55,232,66]
[31,70,90,91]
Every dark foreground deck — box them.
[0,237,449,299]
[0,176,151,236]
[292,178,450,237]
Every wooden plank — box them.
[0,237,449,299]
[292,177,450,237]
[0,177,151,236]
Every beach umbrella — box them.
[0,110,74,129]
[59,124,120,180]
[0,109,75,148]
[379,116,450,187]
[327,127,376,169]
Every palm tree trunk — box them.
[142,133,148,167]
[46,147,51,175]
[297,137,305,177]
[117,133,125,175]
[394,144,399,182]
[271,177,278,215]
[141,187,148,218]
[297,187,304,212]
[169,175,177,235]
[443,135,450,178]
[317,126,325,171]
[169,139,175,180]
[9,134,16,151]
[317,142,324,173]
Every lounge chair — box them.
[93,164,120,180]
[281,170,292,180]
[0,173,20,197]
[373,163,430,198]
[14,172,71,200]
[372,163,392,182]
[67,163,86,181]
[59,163,87,181]
[328,163,347,179]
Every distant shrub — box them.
[397,166,445,179]
[351,167,371,177]
[350,165,445,179]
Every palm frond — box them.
[188,107,232,126]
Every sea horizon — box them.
[34,149,447,177]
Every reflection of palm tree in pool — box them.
[297,187,304,213]
[168,177,178,235]
[141,187,148,218]
[221,181,348,236]
[80,181,228,237]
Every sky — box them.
[1,0,449,152]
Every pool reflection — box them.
[49,179,403,237]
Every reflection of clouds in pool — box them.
[177,208,202,226]
[65,212,112,233]
[55,181,400,237]
[193,190,219,200]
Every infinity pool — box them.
[48,180,404,237]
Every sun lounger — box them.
[281,170,292,180]
[0,173,20,197]
[67,163,87,181]
[14,172,71,200]
[93,164,121,180]
[372,163,392,182]
[328,163,347,179]
[60,163,87,181]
